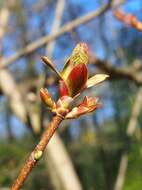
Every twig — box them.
[113,88,142,190]
[11,115,63,190]
[113,9,142,31]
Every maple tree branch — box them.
[11,115,63,190]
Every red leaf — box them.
[59,80,69,97]
[65,96,101,119]
[79,96,88,107]
[67,63,88,97]
[79,96,98,107]
[65,107,88,119]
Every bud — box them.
[56,96,73,109]
[41,43,109,118]
[60,43,89,97]
[34,150,43,160]
[40,88,56,110]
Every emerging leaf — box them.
[56,96,73,109]
[55,96,73,116]
[71,43,89,66]
[61,43,89,80]
[66,96,100,119]
[67,63,88,97]
[86,74,109,88]
[59,80,69,97]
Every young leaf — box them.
[59,80,69,97]
[86,74,109,88]
[67,63,88,97]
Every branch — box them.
[113,88,142,190]
[91,56,142,86]
[113,9,142,31]
[11,115,63,190]
[0,1,112,69]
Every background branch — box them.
[0,1,112,69]
[91,56,142,86]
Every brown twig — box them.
[11,115,63,190]
[113,9,142,31]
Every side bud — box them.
[56,96,73,116]
[40,88,56,111]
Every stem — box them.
[11,115,63,190]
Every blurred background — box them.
[0,0,142,189]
